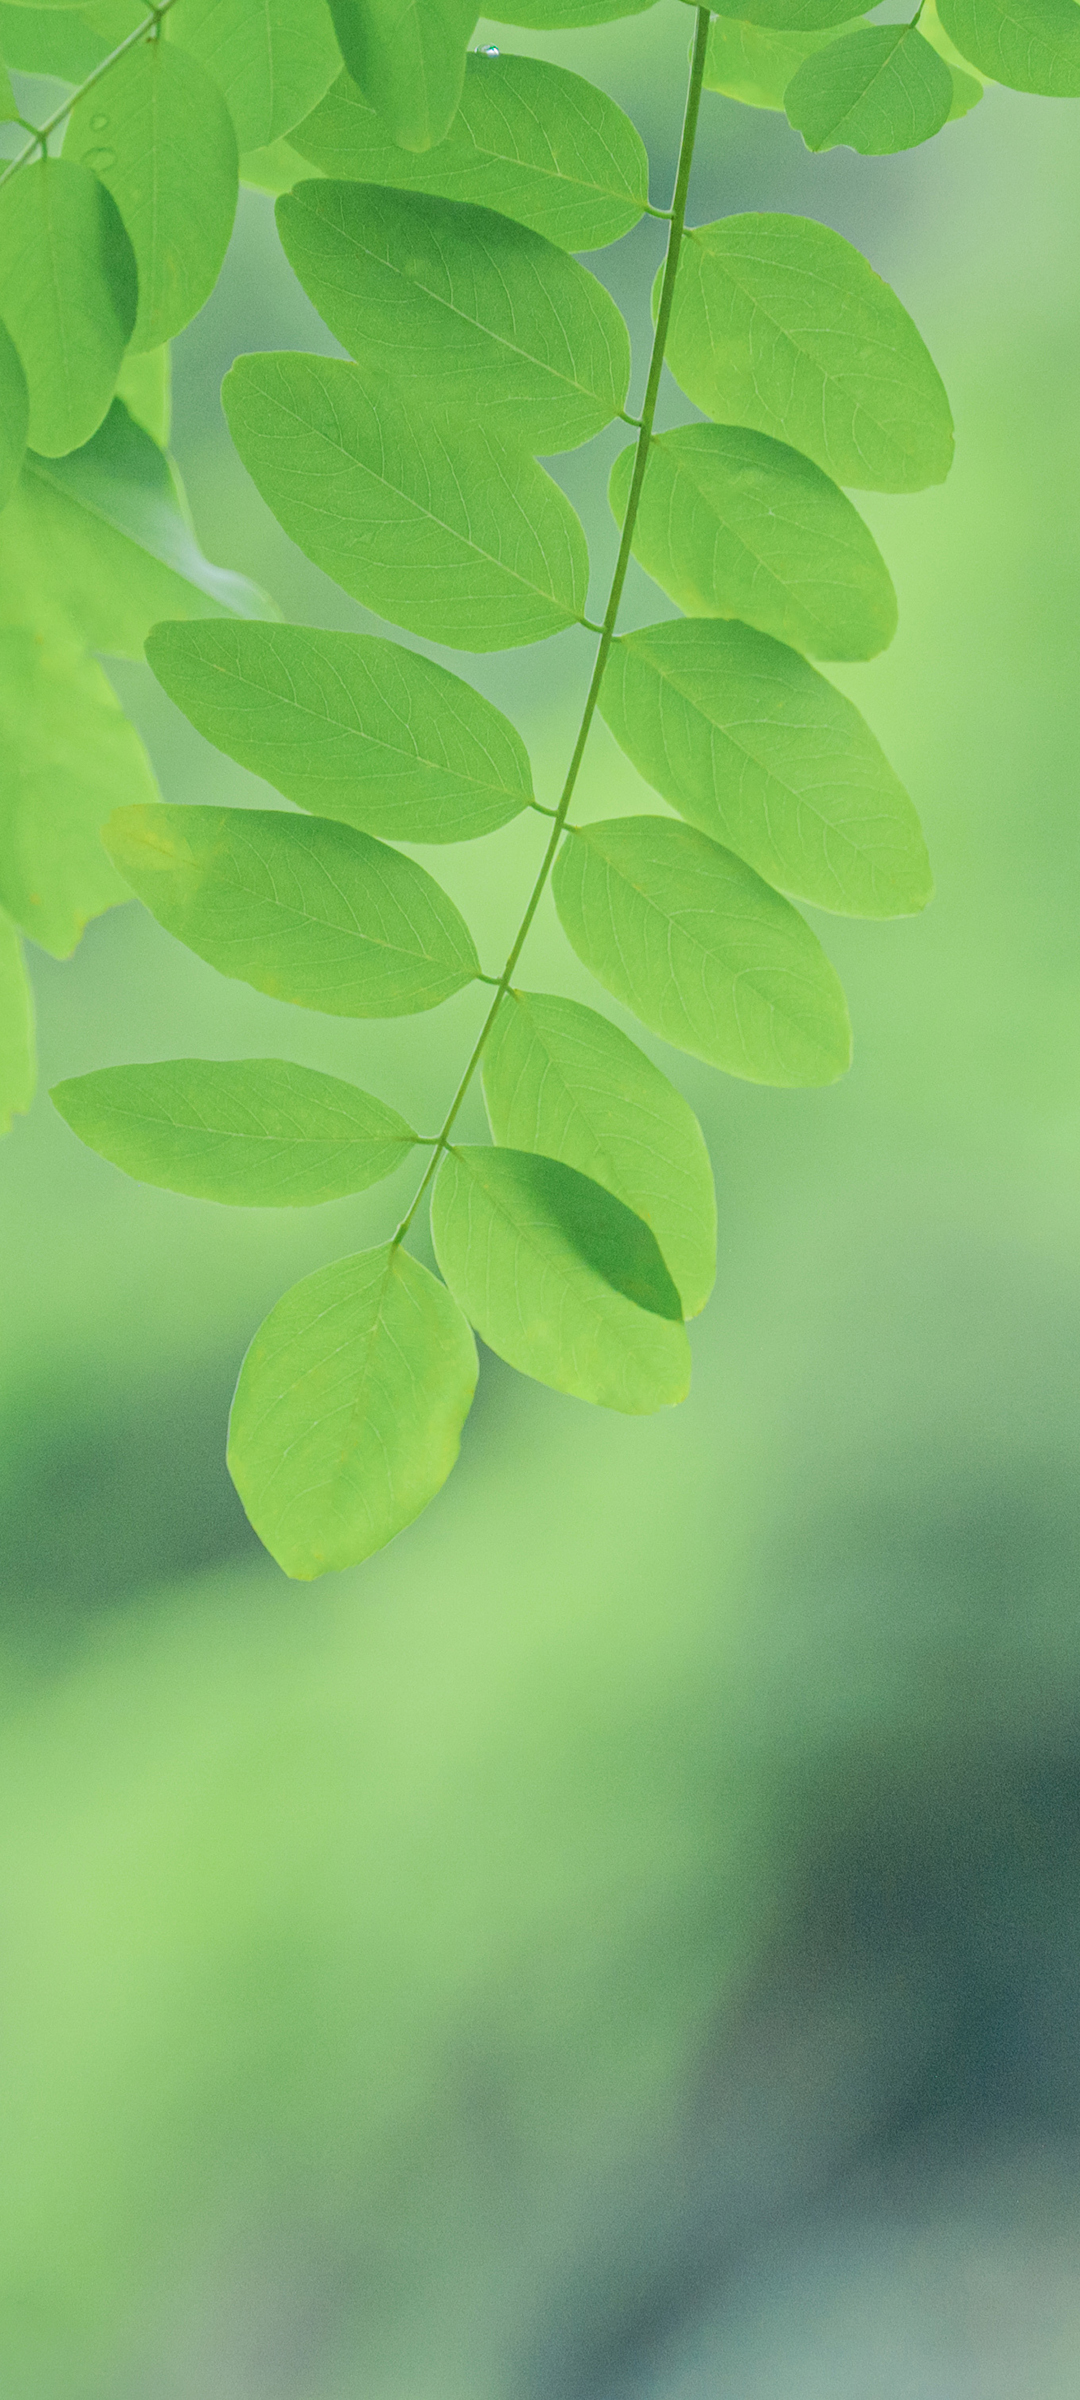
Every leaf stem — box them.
[0,0,180,191]
[390,7,712,1250]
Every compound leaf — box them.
[483,988,716,1315]
[326,0,474,151]
[609,423,896,661]
[277,181,631,454]
[51,1055,417,1202]
[103,804,482,1014]
[292,50,648,252]
[937,0,1080,92]
[553,814,852,1086]
[705,13,866,109]
[0,157,136,456]
[146,620,533,844]
[0,910,34,1135]
[431,1145,691,1413]
[224,351,589,651]
[228,1243,478,1578]
[785,23,953,152]
[168,0,341,147]
[0,629,155,957]
[599,618,931,919]
[0,319,28,511]
[666,213,954,494]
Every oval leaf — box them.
[609,423,896,661]
[0,628,154,957]
[0,318,27,511]
[785,23,953,152]
[937,0,1080,92]
[326,0,474,151]
[223,351,589,651]
[51,1056,417,1202]
[431,1145,691,1413]
[228,1243,479,1578]
[666,212,954,494]
[0,157,136,456]
[553,814,852,1086]
[292,50,648,252]
[599,618,931,919]
[482,989,716,1316]
[102,803,482,1014]
[168,0,341,147]
[146,621,533,844]
[0,910,34,1137]
[705,14,867,110]
[276,181,631,455]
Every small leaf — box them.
[709,0,870,26]
[482,988,716,1315]
[326,0,474,151]
[146,620,533,844]
[431,1145,691,1413]
[115,344,171,446]
[103,803,482,1015]
[51,1056,417,1202]
[277,181,631,455]
[228,1243,478,1578]
[292,49,648,252]
[0,628,155,957]
[705,13,867,110]
[938,0,1080,92]
[666,212,954,494]
[0,910,35,1136]
[0,158,136,456]
[0,319,28,512]
[785,23,953,152]
[65,39,238,353]
[609,423,896,662]
[553,814,852,1086]
[168,0,340,148]
[599,618,931,919]
[224,351,589,651]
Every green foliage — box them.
[0,320,28,510]
[167,0,340,148]
[325,0,475,151]
[784,23,954,152]
[705,13,864,110]
[0,157,135,454]
[938,0,1080,94]
[0,628,152,954]
[708,0,869,32]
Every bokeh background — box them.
[2,8,1079,2392]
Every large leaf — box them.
[0,319,27,511]
[0,910,34,1136]
[65,39,238,352]
[228,1243,478,1578]
[609,423,896,662]
[705,13,866,109]
[0,400,274,661]
[0,629,155,957]
[326,0,475,151]
[785,23,953,151]
[51,1055,417,1202]
[103,803,482,1014]
[224,351,589,650]
[666,213,954,495]
[431,1146,691,1412]
[482,989,716,1316]
[277,181,631,454]
[938,0,1080,92]
[292,50,648,252]
[599,618,931,919]
[0,158,136,456]
[168,0,341,147]
[146,620,533,844]
[553,814,852,1086]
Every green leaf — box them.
[0,910,34,1136]
[431,1145,691,1412]
[292,50,648,252]
[146,620,533,844]
[65,38,238,352]
[705,14,866,110]
[0,6,108,77]
[239,136,319,192]
[666,213,954,494]
[102,803,482,1014]
[918,0,984,115]
[276,181,631,455]
[0,400,276,662]
[115,343,171,445]
[51,1055,417,1202]
[785,23,953,152]
[482,988,716,1315]
[0,157,136,456]
[228,1242,478,1578]
[937,0,1080,92]
[708,0,869,29]
[167,0,340,147]
[609,423,896,662]
[223,351,589,651]
[552,814,852,1086]
[0,54,15,116]
[0,319,27,511]
[486,0,658,23]
[0,628,155,957]
[325,0,475,152]
[599,618,931,920]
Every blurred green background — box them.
[2,9,1080,2392]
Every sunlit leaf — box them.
[705,13,866,110]
[0,629,155,957]
[326,0,475,151]
[168,0,340,147]
[239,136,318,191]
[0,158,136,456]
[938,0,1080,92]
[707,0,869,29]
[0,319,27,511]
[488,0,658,22]
[115,343,171,445]
[918,0,984,115]
[785,23,953,151]
[0,909,34,1136]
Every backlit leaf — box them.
[0,6,109,77]
[785,23,953,152]
[326,0,475,151]
[51,1055,417,1202]
[115,344,171,445]
[705,13,866,110]
[0,319,27,511]
[239,136,317,191]
[103,803,482,1014]
[938,0,1080,92]
[0,158,136,455]
[146,620,533,844]
[919,0,984,115]
[228,1243,478,1578]
[708,0,870,29]
[0,629,155,957]
[0,910,34,1136]
[599,618,931,919]
[608,423,896,661]
[482,988,716,1315]
[223,350,589,651]
[277,181,631,454]
[431,1145,691,1412]
[168,0,340,147]
[553,814,852,1086]
[666,212,954,494]
[488,0,658,22]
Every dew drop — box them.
[84,146,116,171]
[477,43,499,55]
[89,112,109,131]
